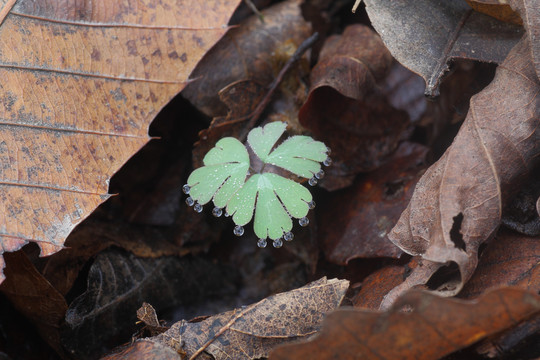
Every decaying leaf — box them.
[61,249,240,359]
[101,340,180,360]
[320,142,428,264]
[363,0,523,96]
[270,287,540,360]
[153,277,349,360]
[383,36,540,304]
[298,24,412,189]
[182,0,311,118]
[508,0,540,81]
[465,0,523,25]
[0,0,242,282]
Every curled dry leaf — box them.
[0,0,242,283]
[383,36,540,305]
[270,287,540,360]
[298,24,412,190]
[363,0,523,96]
[152,277,349,360]
[508,0,540,80]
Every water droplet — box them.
[257,238,267,248]
[212,207,223,217]
[194,203,203,213]
[299,217,309,227]
[284,232,294,241]
[224,211,230,217]
[315,170,325,179]
[182,184,190,194]
[323,157,332,166]
[308,201,316,210]
[308,177,317,186]
[185,197,194,206]
[326,148,331,155]
[273,238,283,248]
[233,225,244,236]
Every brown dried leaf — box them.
[182,0,312,118]
[298,25,412,189]
[466,0,523,25]
[363,0,523,96]
[0,0,242,282]
[0,251,68,356]
[270,287,540,360]
[384,36,540,304]
[61,249,240,359]
[320,142,428,264]
[509,0,540,80]
[136,302,169,337]
[153,277,349,360]
[101,340,181,360]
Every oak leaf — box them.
[0,0,241,282]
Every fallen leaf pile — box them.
[0,0,539,359]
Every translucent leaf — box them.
[226,173,312,240]
[187,138,249,206]
[247,121,287,161]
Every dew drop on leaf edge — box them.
[308,177,318,186]
[212,207,223,217]
[257,238,267,248]
[186,197,194,206]
[299,217,309,226]
[323,157,332,167]
[315,170,324,179]
[182,184,190,194]
[284,232,294,241]
[233,225,244,236]
[308,201,316,210]
[273,238,283,248]
[194,203,203,213]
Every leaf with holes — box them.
[185,122,329,246]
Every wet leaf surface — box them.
[363,0,523,96]
[384,36,540,303]
[61,248,241,359]
[270,287,540,360]
[0,0,242,282]
[152,277,348,360]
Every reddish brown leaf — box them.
[270,288,540,360]
[0,251,68,356]
[384,36,540,304]
[363,0,523,96]
[0,0,242,282]
[320,142,428,264]
[153,277,349,360]
[299,25,413,190]
[466,0,523,25]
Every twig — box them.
[239,32,319,142]
[244,0,265,23]
[352,0,362,13]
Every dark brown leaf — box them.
[299,25,413,190]
[0,251,68,357]
[384,36,540,304]
[61,249,240,359]
[320,142,428,264]
[137,303,169,337]
[363,0,523,96]
[153,277,349,360]
[270,287,540,360]
[182,0,312,118]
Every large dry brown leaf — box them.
[270,287,540,360]
[362,0,523,96]
[152,277,349,360]
[0,0,242,282]
[384,36,540,304]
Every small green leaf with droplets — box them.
[185,121,329,243]
[187,137,249,207]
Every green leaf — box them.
[185,121,329,244]
[187,137,249,206]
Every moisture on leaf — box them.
[185,121,329,244]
